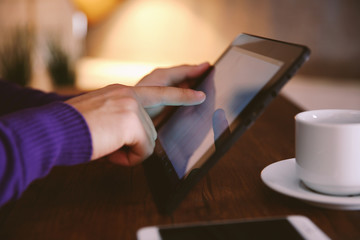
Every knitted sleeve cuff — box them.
[0,102,92,186]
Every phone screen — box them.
[158,46,283,179]
[159,219,303,240]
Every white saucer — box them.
[261,158,360,210]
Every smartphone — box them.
[137,215,329,240]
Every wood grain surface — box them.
[1,95,359,240]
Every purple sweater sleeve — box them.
[0,91,92,206]
[0,79,71,115]
[0,102,92,206]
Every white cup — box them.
[295,109,360,196]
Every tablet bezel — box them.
[143,33,310,214]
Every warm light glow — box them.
[88,0,226,64]
[79,0,227,90]
[76,58,172,90]
[72,0,121,24]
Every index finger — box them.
[137,62,211,87]
[134,86,206,108]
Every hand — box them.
[136,62,210,117]
[65,63,209,166]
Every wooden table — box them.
[0,95,359,239]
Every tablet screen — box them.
[158,46,283,179]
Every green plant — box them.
[0,28,33,86]
[46,38,75,87]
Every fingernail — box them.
[196,91,206,102]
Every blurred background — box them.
[0,0,359,110]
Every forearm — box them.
[0,102,92,206]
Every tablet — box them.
[143,33,310,214]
